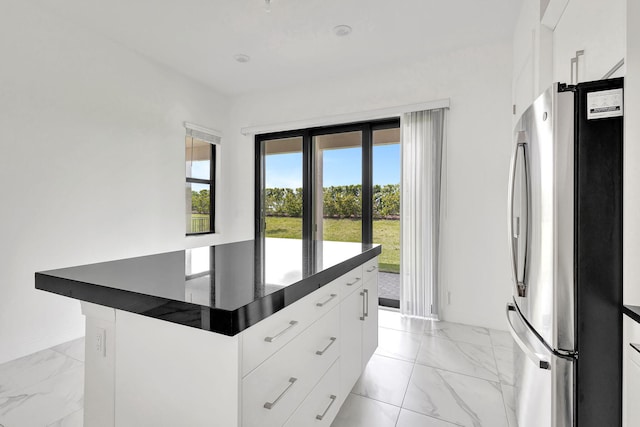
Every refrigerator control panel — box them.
[587,88,623,120]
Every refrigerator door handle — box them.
[508,133,530,297]
[506,303,550,370]
[508,142,519,289]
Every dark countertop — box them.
[36,238,381,336]
[624,305,640,324]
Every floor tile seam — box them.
[49,347,85,364]
[421,333,495,349]
[398,399,468,427]
[379,325,425,336]
[0,348,60,372]
[399,366,507,427]
[346,392,402,427]
[488,340,501,377]
[397,407,466,427]
[350,391,402,409]
[0,348,84,376]
[397,346,420,414]
[498,384,513,427]
[427,322,491,333]
[0,362,86,400]
[0,366,82,401]
[415,340,499,380]
[412,361,502,385]
[373,352,417,364]
[491,345,515,386]
[371,352,416,365]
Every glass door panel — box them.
[263,137,303,239]
[372,127,401,307]
[313,131,362,242]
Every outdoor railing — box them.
[190,216,209,233]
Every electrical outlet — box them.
[95,328,106,357]
[447,291,452,305]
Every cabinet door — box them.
[362,278,379,368]
[627,345,640,426]
[339,286,363,401]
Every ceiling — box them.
[33,0,522,96]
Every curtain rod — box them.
[240,98,450,136]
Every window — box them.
[185,123,220,235]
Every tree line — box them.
[264,184,400,219]
[191,189,210,214]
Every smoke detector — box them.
[333,25,353,37]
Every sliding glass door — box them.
[372,127,401,307]
[313,131,362,242]
[256,119,400,307]
[261,136,304,239]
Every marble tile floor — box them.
[0,309,516,427]
[331,309,517,427]
[0,338,85,427]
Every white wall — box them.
[0,2,239,364]
[229,42,514,330]
[624,0,640,305]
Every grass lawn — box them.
[266,216,400,273]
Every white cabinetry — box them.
[242,277,342,376]
[339,286,363,400]
[511,0,553,124]
[242,305,340,427]
[362,258,379,367]
[283,360,340,427]
[626,344,640,426]
[552,0,626,83]
[82,256,379,427]
[624,314,640,427]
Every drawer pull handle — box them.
[315,337,337,355]
[364,288,369,318]
[360,291,366,321]
[316,294,338,307]
[316,394,337,420]
[346,277,361,286]
[264,321,298,343]
[263,377,297,410]
[366,265,378,272]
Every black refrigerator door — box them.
[573,77,623,427]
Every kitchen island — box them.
[36,238,381,427]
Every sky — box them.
[265,144,400,188]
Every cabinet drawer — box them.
[339,266,364,300]
[362,258,379,284]
[283,359,340,427]
[242,278,341,376]
[242,306,340,427]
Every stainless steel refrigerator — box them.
[506,78,623,427]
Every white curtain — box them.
[400,109,447,318]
